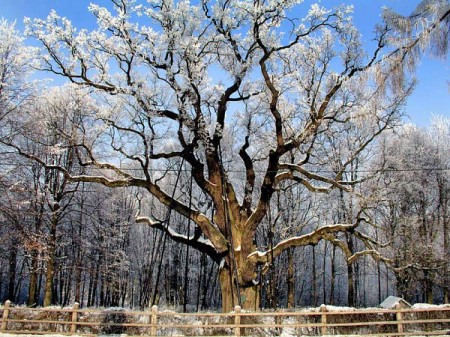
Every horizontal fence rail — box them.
[1,300,450,336]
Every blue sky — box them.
[1,0,448,126]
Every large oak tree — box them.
[7,0,449,311]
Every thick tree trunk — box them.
[219,267,236,312]
[219,267,259,312]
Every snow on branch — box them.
[248,222,359,265]
[135,212,224,262]
[247,210,399,272]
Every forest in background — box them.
[1,118,449,310]
[0,0,449,311]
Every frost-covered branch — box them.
[136,214,224,261]
[248,222,362,265]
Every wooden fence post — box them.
[1,300,11,331]
[395,304,404,336]
[320,304,328,336]
[70,302,79,334]
[234,305,241,337]
[150,305,158,337]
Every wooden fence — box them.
[1,300,450,336]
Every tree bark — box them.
[347,235,355,307]
[347,262,355,307]
[322,242,327,305]
[74,257,82,304]
[74,184,85,304]
[329,245,336,305]
[442,191,449,303]
[43,249,56,307]
[424,272,433,304]
[312,245,317,307]
[7,240,17,302]
[43,210,58,307]
[286,248,295,308]
[27,250,39,307]
[219,266,260,312]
